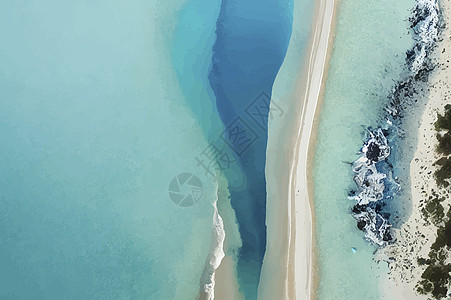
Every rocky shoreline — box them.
[349,0,444,247]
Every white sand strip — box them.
[259,0,336,299]
[258,0,335,300]
[291,1,335,299]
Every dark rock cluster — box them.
[349,128,393,246]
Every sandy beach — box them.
[291,0,336,299]
[258,0,337,299]
[382,0,451,298]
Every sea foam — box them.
[199,200,226,300]
[349,128,393,246]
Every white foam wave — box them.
[350,128,393,246]
[409,0,441,74]
[200,201,226,300]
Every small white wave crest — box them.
[199,201,226,300]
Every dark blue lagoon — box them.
[209,0,294,298]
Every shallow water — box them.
[0,1,222,299]
[0,0,308,298]
[312,0,416,298]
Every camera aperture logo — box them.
[168,173,203,207]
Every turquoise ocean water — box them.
[0,0,300,299]
[312,0,416,299]
[0,1,224,298]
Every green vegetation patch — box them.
[435,104,451,132]
[422,195,445,226]
[436,134,451,156]
[434,104,451,187]
[417,208,451,299]
[435,159,451,187]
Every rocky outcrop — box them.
[350,0,443,247]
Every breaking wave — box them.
[349,128,393,246]
[199,200,226,300]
